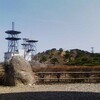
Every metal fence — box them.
[35,71,100,83]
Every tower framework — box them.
[4,22,21,61]
[22,38,38,61]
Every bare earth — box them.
[0,84,100,100]
[0,83,100,93]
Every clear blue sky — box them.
[0,0,100,61]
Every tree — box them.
[50,58,59,65]
[51,48,56,51]
[64,50,70,59]
[59,48,63,52]
[40,56,47,63]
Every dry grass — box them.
[32,65,100,83]
[32,65,100,72]
[0,64,5,85]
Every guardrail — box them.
[35,71,100,83]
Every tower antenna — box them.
[22,39,38,61]
[12,22,14,30]
[4,22,21,61]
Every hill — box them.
[36,48,100,66]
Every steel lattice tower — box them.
[5,22,21,53]
[21,38,38,61]
[4,22,21,61]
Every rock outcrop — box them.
[0,65,5,85]
[5,56,35,86]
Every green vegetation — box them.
[36,48,100,66]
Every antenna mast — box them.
[12,22,14,30]
[4,22,21,61]
[91,47,94,54]
[22,39,38,61]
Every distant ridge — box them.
[36,48,100,66]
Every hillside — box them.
[36,48,100,66]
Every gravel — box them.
[0,83,100,100]
[0,83,100,93]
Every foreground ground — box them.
[0,83,100,93]
[0,83,100,100]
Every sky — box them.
[0,0,100,61]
